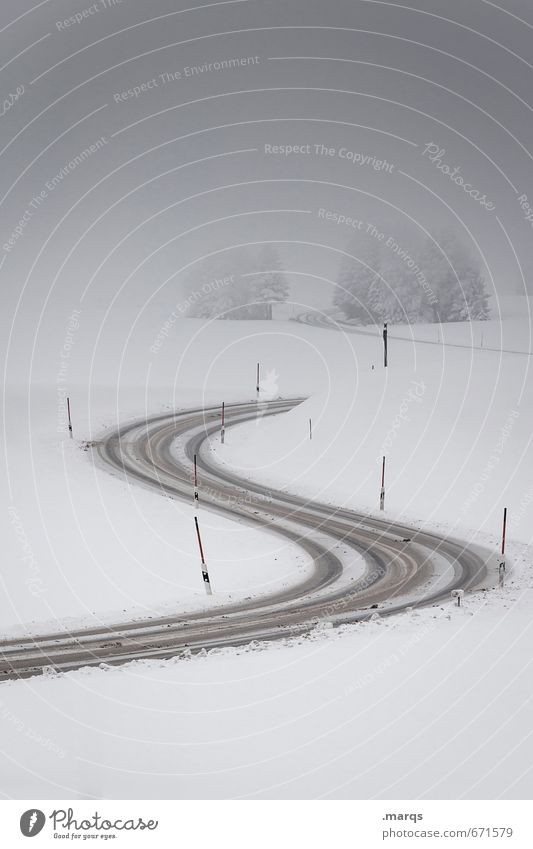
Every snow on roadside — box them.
[2,317,533,800]
[207,319,533,553]
[1,317,385,633]
[4,314,532,635]
[0,571,531,799]
[1,386,314,636]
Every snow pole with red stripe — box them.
[67,396,73,439]
[220,401,225,444]
[194,516,212,595]
[256,362,260,401]
[193,453,199,510]
[380,455,386,511]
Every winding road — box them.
[0,399,489,681]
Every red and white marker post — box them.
[499,507,507,587]
[256,362,260,401]
[194,516,212,595]
[193,453,199,510]
[379,455,386,510]
[67,396,73,439]
[220,401,225,444]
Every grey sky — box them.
[2,0,533,380]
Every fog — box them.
[2,0,533,381]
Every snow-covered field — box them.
[355,315,532,355]
[2,310,533,798]
[1,585,532,799]
[209,318,533,548]
[2,389,312,635]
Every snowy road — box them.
[0,400,489,681]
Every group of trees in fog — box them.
[333,231,490,325]
[180,232,490,325]
[183,245,289,320]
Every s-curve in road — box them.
[0,400,490,681]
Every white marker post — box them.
[380,456,386,511]
[193,453,199,510]
[194,516,212,595]
[309,418,312,440]
[67,396,73,439]
[256,362,260,401]
[383,322,388,368]
[499,507,507,587]
[220,401,225,444]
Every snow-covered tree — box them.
[373,252,424,324]
[418,232,489,323]
[334,239,384,324]
[182,249,254,319]
[461,269,491,320]
[250,245,290,319]
[418,237,451,322]
[181,246,290,320]
[334,229,489,326]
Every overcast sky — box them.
[2,0,533,379]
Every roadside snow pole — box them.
[194,516,212,595]
[67,396,73,438]
[220,401,225,444]
[193,453,199,510]
[309,418,312,440]
[256,362,260,401]
[451,588,464,607]
[380,456,386,511]
[383,322,388,368]
[499,507,507,586]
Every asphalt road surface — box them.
[0,399,489,681]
